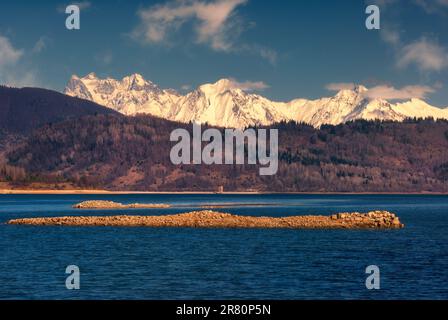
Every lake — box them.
[0,194,447,300]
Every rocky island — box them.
[8,210,404,229]
[72,200,171,209]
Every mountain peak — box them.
[125,73,146,82]
[354,85,368,93]
[199,78,238,95]
[124,73,157,88]
[334,84,368,101]
[410,98,425,104]
[85,72,98,79]
[214,78,233,86]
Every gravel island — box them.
[72,200,171,209]
[8,210,404,229]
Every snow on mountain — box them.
[65,73,181,118]
[167,79,292,129]
[65,73,448,129]
[392,98,448,120]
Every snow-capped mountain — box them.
[166,79,293,129]
[65,73,181,118]
[65,73,448,128]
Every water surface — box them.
[0,194,447,299]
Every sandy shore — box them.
[7,210,404,229]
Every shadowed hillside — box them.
[0,86,118,135]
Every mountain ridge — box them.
[0,85,118,135]
[64,73,448,129]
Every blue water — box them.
[0,194,447,300]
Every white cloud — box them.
[257,47,278,65]
[398,38,448,72]
[74,1,91,10]
[0,35,23,68]
[413,0,448,14]
[326,82,436,100]
[0,34,39,88]
[4,71,39,88]
[378,25,448,73]
[380,28,401,46]
[374,1,448,73]
[32,36,50,54]
[229,79,269,91]
[133,0,247,51]
[194,0,247,51]
[364,84,435,100]
[326,82,356,91]
[131,0,276,63]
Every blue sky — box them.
[0,0,447,106]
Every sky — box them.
[0,0,447,106]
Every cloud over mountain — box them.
[327,83,436,100]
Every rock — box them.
[72,200,170,209]
[8,210,404,230]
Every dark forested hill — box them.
[0,86,118,135]
[4,114,448,192]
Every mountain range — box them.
[65,73,448,129]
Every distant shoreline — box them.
[1,189,447,195]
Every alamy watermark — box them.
[65,4,81,30]
[365,5,380,30]
[65,265,80,290]
[365,265,380,290]
[170,124,278,176]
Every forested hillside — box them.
[4,114,448,192]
